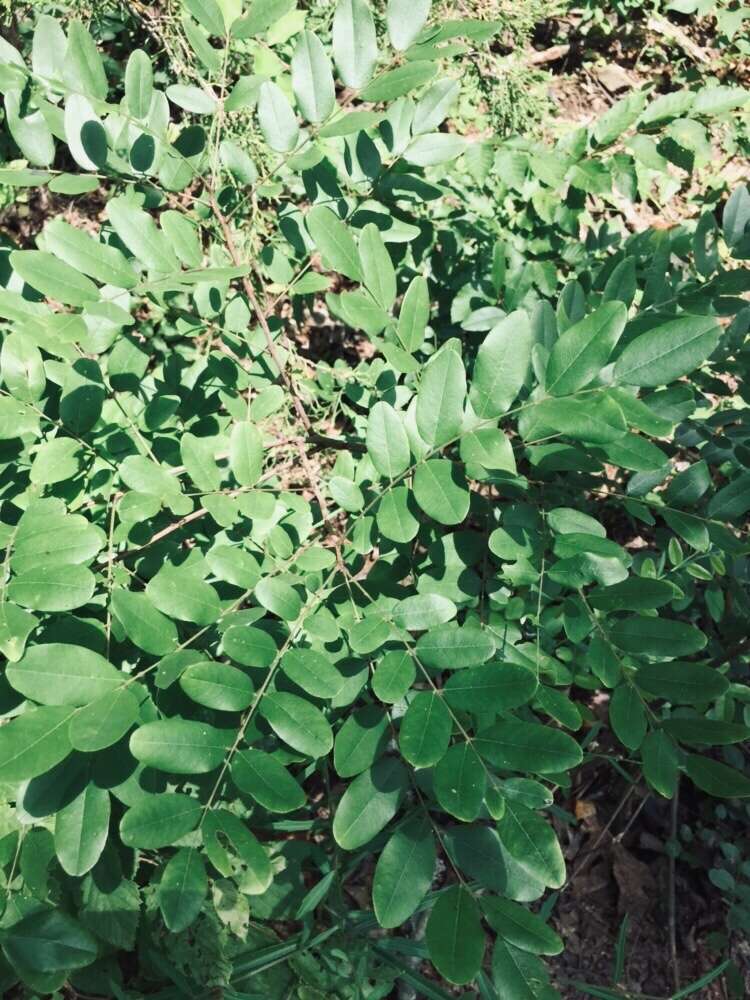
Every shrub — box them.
[0,2,748,997]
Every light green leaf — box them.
[0,706,74,781]
[220,138,258,184]
[444,662,537,714]
[206,545,261,589]
[130,719,229,774]
[483,896,563,955]
[65,20,108,101]
[372,650,415,703]
[332,0,378,90]
[416,624,495,670]
[146,565,221,625]
[360,62,437,103]
[107,196,179,274]
[425,885,485,986]
[260,691,333,758]
[376,486,420,543]
[120,793,202,849]
[4,90,55,167]
[0,168,52,187]
[64,94,108,171]
[8,643,120,706]
[281,648,343,699]
[10,250,99,307]
[396,275,429,352]
[254,577,302,620]
[167,84,217,114]
[225,73,265,112]
[45,219,138,289]
[392,593,456,631]
[693,84,749,116]
[641,730,679,799]
[307,205,363,282]
[292,31,335,123]
[333,705,388,778]
[608,616,706,657]
[614,315,721,387]
[413,460,470,525]
[0,603,37,663]
[160,210,203,267]
[229,422,264,486]
[184,0,226,35]
[546,301,627,397]
[180,661,254,711]
[460,425,516,475]
[111,589,179,656]
[416,350,466,447]
[8,564,96,613]
[404,133,468,167]
[29,438,81,485]
[319,109,383,137]
[359,223,396,310]
[257,80,299,152]
[470,311,533,418]
[32,15,66,82]
[2,332,46,403]
[231,748,306,812]
[1,909,97,973]
[399,691,451,768]
[68,687,140,753]
[387,0,431,50]
[413,78,460,135]
[158,848,207,933]
[125,49,153,119]
[373,815,435,928]
[205,808,272,891]
[593,90,647,146]
[0,397,39,439]
[434,742,486,821]
[223,625,277,666]
[609,683,646,750]
[367,402,410,479]
[54,782,110,877]
[332,757,407,849]
[521,394,627,445]
[498,800,565,889]
[329,475,364,512]
[475,720,582,775]
[636,661,728,703]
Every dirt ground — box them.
[547,762,747,998]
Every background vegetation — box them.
[0,1,748,998]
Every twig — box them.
[668,778,680,993]
[614,792,650,844]
[566,781,638,888]
[209,192,336,529]
[711,636,750,669]
[209,193,313,435]
[647,14,710,64]
[112,506,209,562]
[527,43,571,65]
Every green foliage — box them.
[0,1,748,997]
